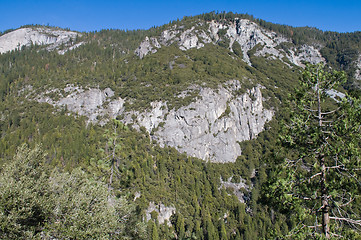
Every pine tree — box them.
[266,63,361,238]
[151,222,159,240]
[220,222,228,240]
[176,213,185,239]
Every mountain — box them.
[0,12,360,239]
[0,26,82,54]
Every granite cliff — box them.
[34,80,272,163]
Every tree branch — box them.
[321,107,341,115]
[338,197,354,208]
[326,165,345,170]
[308,172,322,181]
[330,217,361,225]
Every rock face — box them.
[287,45,325,67]
[134,19,324,67]
[121,81,273,163]
[134,36,160,59]
[223,19,288,65]
[150,83,273,163]
[33,81,273,163]
[219,176,250,203]
[0,27,80,54]
[355,55,361,81]
[37,86,125,124]
[145,202,175,226]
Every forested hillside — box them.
[0,12,360,239]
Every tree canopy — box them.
[0,144,147,239]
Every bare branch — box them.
[330,217,361,225]
[321,107,341,115]
[308,172,322,181]
[330,232,343,238]
[326,165,345,170]
[339,198,354,208]
[303,107,318,112]
[307,224,322,228]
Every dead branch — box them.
[330,217,361,225]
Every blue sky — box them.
[1,0,360,33]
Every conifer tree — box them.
[266,63,361,238]
[151,222,159,240]
[220,222,228,240]
[176,213,185,239]
[0,144,52,239]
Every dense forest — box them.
[0,12,360,239]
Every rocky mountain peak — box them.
[134,18,325,67]
[0,27,82,54]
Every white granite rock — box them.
[0,27,80,54]
[134,19,324,68]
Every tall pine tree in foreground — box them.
[266,64,361,239]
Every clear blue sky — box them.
[1,0,360,33]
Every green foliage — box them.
[44,169,134,239]
[264,64,361,238]
[0,144,146,239]
[0,144,52,239]
[151,221,159,240]
[0,100,104,169]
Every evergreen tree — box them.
[0,144,146,239]
[0,144,52,239]
[176,213,185,239]
[206,217,218,240]
[266,63,361,238]
[220,222,228,240]
[151,222,159,240]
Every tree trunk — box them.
[108,135,116,192]
[321,156,330,238]
[317,76,330,238]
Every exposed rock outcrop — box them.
[125,81,273,163]
[145,202,176,226]
[33,81,273,163]
[37,86,125,124]
[287,45,325,67]
[134,36,160,59]
[0,27,81,54]
[355,55,361,81]
[219,176,250,203]
[134,19,325,67]
[225,19,288,64]
[151,84,273,163]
